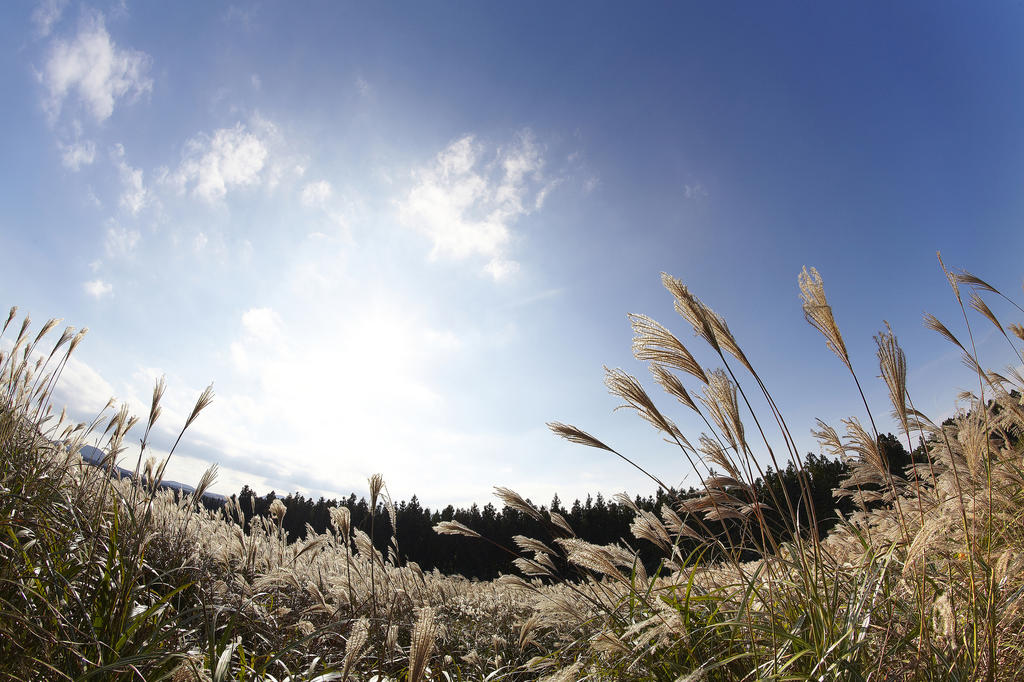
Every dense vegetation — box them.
[234,448,869,579]
[3,259,1024,680]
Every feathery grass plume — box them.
[590,630,631,656]
[368,472,385,509]
[533,551,559,574]
[812,419,846,458]
[649,365,700,428]
[547,421,614,452]
[386,623,400,654]
[12,314,31,351]
[538,660,583,682]
[697,434,743,482]
[353,528,381,563]
[68,326,88,355]
[1,305,16,336]
[1009,323,1024,342]
[937,252,964,305]
[954,270,1001,296]
[142,456,157,487]
[513,556,555,578]
[630,508,673,553]
[705,305,756,374]
[932,593,956,645]
[518,612,543,650]
[433,520,482,539]
[548,510,575,537]
[904,520,943,578]
[629,313,708,383]
[605,365,683,439]
[564,537,644,583]
[875,322,909,432]
[926,312,988,377]
[799,266,852,371]
[842,418,890,480]
[329,505,351,539]
[53,324,75,350]
[514,535,556,556]
[340,617,369,680]
[31,318,60,347]
[192,463,219,502]
[698,369,745,453]
[494,486,544,522]
[270,498,287,524]
[148,375,166,430]
[660,503,701,540]
[613,491,641,515]
[969,291,1004,334]
[496,574,535,591]
[661,273,721,353]
[954,408,991,481]
[185,383,214,430]
[408,607,438,682]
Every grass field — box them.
[3,261,1023,680]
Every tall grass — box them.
[2,257,1023,680]
[0,308,533,680]
[478,258,1024,680]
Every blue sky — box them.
[2,2,1022,508]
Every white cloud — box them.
[250,73,262,90]
[534,178,562,210]
[300,180,332,209]
[111,144,150,214]
[49,354,117,418]
[193,232,208,252]
[398,130,554,280]
[484,258,520,280]
[83,279,112,298]
[240,307,284,344]
[684,182,708,200]
[104,224,140,258]
[355,76,371,97]
[32,0,68,38]
[170,122,271,201]
[42,13,152,123]
[119,166,147,213]
[58,139,95,170]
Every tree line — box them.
[221,434,924,580]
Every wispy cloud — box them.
[684,182,708,200]
[112,144,150,214]
[42,12,152,123]
[355,76,371,97]
[104,224,140,259]
[83,278,112,298]
[398,131,555,280]
[241,307,284,344]
[32,0,68,39]
[168,121,274,202]
[58,139,95,170]
[300,180,332,209]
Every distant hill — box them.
[76,444,226,503]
